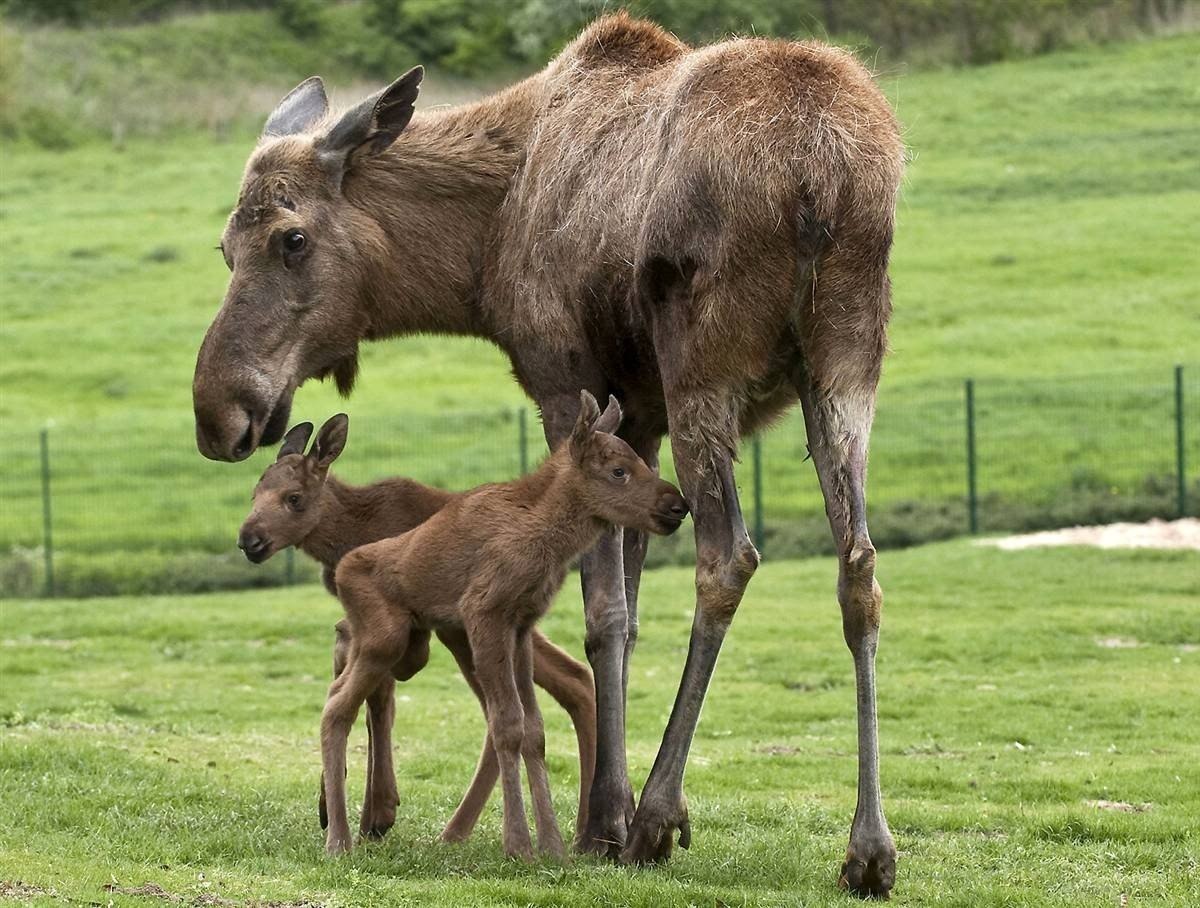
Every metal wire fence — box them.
[2,365,1194,598]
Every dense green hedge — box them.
[3,0,1192,71]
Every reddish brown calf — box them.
[239,414,597,844]
[323,392,687,858]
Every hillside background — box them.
[0,1,1197,594]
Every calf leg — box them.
[465,617,532,860]
[359,675,398,838]
[320,621,428,838]
[530,628,596,846]
[320,621,407,856]
[360,628,429,837]
[516,629,565,857]
[437,628,499,843]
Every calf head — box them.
[194,68,422,461]
[238,414,348,562]
[569,391,688,536]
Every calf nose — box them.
[659,487,689,518]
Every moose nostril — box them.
[232,419,255,461]
[670,502,688,517]
[238,533,263,553]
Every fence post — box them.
[752,434,765,555]
[39,427,54,597]
[1176,364,1187,518]
[965,378,979,534]
[285,546,296,585]
[517,407,529,474]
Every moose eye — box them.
[282,230,306,254]
[611,467,626,479]
[286,493,302,509]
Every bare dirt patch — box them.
[101,883,324,908]
[982,518,1200,551]
[0,881,55,901]
[1086,799,1153,813]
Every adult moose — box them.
[193,14,903,897]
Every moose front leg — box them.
[577,528,636,856]
[622,418,758,864]
[535,386,637,857]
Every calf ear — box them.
[318,66,423,175]
[277,422,314,460]
[592,394,622,436]
[263,77,329,138]
[311,413,349,469]
[569,390,601,463]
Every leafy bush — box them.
[275,0,323,39]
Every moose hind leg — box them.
[798,372,896,899]
[623,389,758,864]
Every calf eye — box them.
[283,230,306,254]
[611,467,626,479]
[286,493,302,509]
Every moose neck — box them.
[297,475,384,570]
[343,77,541,340]
[519,451,610,564]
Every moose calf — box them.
[322,392,688,858]
[238,414,598,845]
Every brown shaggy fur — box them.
[194,14,903,895]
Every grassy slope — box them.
[0,31,1198,565]
[2,33,1197,422]
[1,543,1198,905]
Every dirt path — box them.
[982,518,1200,551]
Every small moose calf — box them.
[238,413,599,845]
[323,391,688,858]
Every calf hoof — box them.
[838,836,897,900]
[324,833,353,856]
[619,793,690,865]
[504,839,536,863]
[440,821,472,844]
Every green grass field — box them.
[2,542,1197,905]
[0,31,1196,586]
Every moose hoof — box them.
[619,795,690,865]
[838,837,897,900]
[576,793,634,859]
[359,803,396,840]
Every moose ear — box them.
[277,422,314,460]
[592,394,622,436]
[317,66,423,174]
[263,77,329,138]
[310,413,349,469]
[569,390,602,463]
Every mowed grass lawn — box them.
[2,542,1197,906]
